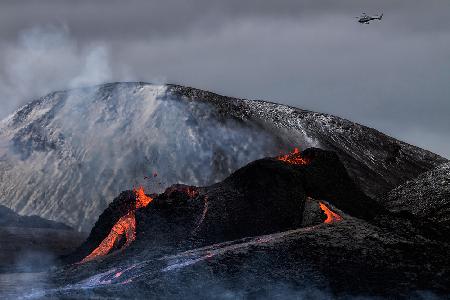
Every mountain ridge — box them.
[0,82,446,231]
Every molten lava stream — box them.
[80,187,153,263]
[319,202,342,224]
[81,212,136,263]
[277,148,309,165]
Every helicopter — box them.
[357,13,383,24]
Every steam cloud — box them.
[0,26,113,119]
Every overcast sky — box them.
[0,0,449,158]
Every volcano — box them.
[0,83,449,299]
[0,82,446,231]
[36,148,449,299]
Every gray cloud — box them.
[0,0,449,157]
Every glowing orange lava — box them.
[134,186,153,209]
[319,202,342,224]
[277,148,309,165]
[81,186,153,263]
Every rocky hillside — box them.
[383,162,450,228]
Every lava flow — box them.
[277,148,310,165]
[319,202,342,224]
[80,187,153,263]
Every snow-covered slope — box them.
[0,82,446,231]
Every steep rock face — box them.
[383,162,450,228]
[0,82,446,231]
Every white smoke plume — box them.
[0,25,113,118]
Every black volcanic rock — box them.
[137,220,449,299]
[293,148,384,220]
[69,148,446,267]
[194,158,306,243]
[383,162,450,228]
[73,219,449,299]
[75,147,379,262]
